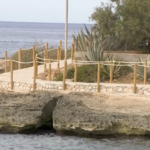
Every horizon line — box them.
[0,21,94,25]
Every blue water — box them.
[0,134,150,150]
[0,22,92,54]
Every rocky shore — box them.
[0,90,61,133]
[0,90,150,137]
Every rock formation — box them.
[1,90,150,137]
[0,90,61,133]
[53,93,150,136]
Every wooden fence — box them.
[9,59,149,94]
[1,40,149,94]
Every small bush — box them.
[55,64,132,83]
[130,55,150,80]
[55,65,100,83]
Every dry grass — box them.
[6,49,71,71]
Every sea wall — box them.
[75,52,149,62]
[0,80,150,95]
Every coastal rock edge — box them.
[53,93,150,136]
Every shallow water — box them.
[0,134,150,150]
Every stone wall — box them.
[75,52,149,62]
[0,80,150,95]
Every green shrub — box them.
[130,55,150,80]
[55,67,74,81]
[54,64,111,83]
[55,65,98,83]
[55,64,132,83]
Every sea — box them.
[0,21,150,150]
[0,133,150,150]
[0,21,92,57]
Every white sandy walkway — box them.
[0,59,72,84]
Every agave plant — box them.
[102,54,121,80]
[131,55,150,80]
[73,25,122,79]
[73,25,106,61]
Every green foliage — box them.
[91,0,150,50]
[73,25,106,61]
[55,63,123,83]
[77,65,97,82]
[73,25,122,80]
[102,54,121,79]
[131,55,150,80]
[55,65,98,83]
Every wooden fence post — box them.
[73,38,75,50]
[48,60,51,81]
[57,47,60,69]
[73,38,75,45]
[110,61,113,83]
[71,44,74,63]
[76,38,78,51]
[5,51,7,73]
[144,61,147,85]
[35,57,38,79]
[33,60,36,90]
[46,43,48,59]
[18,48,21,70]
[134,63,137,94]
[97,62,101,93]
[63,60,67,90]
[71,45,73,62]
[44,51,46,70]
[35,56,38,78]
[10,60,13,90]
[74,60,77,82]
[33,45,35,66]
[59,41,62,60]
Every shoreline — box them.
[0,130,150,141]
[0,90,150,138]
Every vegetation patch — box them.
[53,64,150,84]
[9,49,71,71]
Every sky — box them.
[0,0,110,24]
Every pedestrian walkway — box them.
[0,59,72,84]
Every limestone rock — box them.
[0,91,61,133]
[53,93,150,137]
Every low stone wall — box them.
[0,81,33,91]
[75,52,149,62]
[0,80,150,95]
